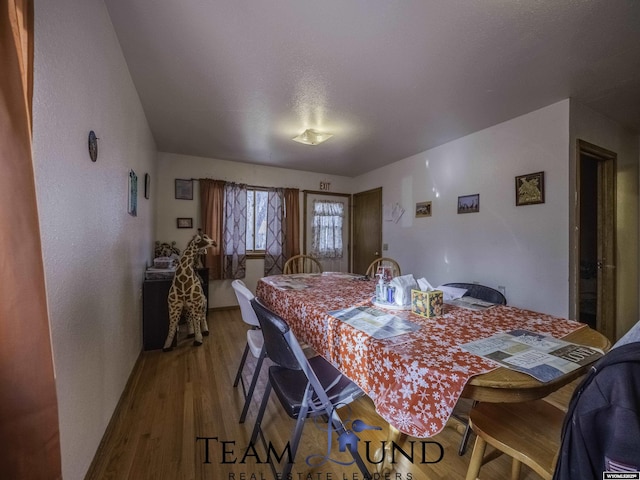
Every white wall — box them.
[569,100,639,339]
[32,0,157,478]
[156,153,353,306]
[353,101,571,317]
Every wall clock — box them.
[88,130,98,162]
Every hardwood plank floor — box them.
[86,309,545,480]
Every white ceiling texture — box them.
[104,0,640,177]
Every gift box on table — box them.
[411,289,444,318]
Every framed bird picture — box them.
[515,171,545,206]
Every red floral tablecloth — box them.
[256,273,585,437]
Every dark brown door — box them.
[353,187,382,274]
[577,140,616,342]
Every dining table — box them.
[256,272,610,439]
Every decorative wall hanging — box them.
[415,201,432,218]
[515,171,545,206]
[128,170,138,216]
[457,194,479,214]
[383,202,405,223]
[392,203,405,223]
[175,178,193,200]
[177,217,193,229]
[144,173,150,199]
[88,130,98,162]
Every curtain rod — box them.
[189,178,264,190]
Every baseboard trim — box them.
[84,351,144,478]
[207,305,240,312]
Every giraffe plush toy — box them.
[163,232,216,351]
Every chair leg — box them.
[510,458,522,480]
[250,382,272,446]
[459,400,478,455]
[281,386,313,479]
[328,409,371,478]
[233,342,250,388]
[239,349,266,423]
[465,435,487,480]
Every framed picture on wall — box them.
[415,201,432,217]
[457,194,479,214]
[128,170,137,216]
[175,178,193,200]
[177,217,193,229]
[144,173,150,199]
[515,171,545,206]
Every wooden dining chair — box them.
[365,257,401,278]
[465,400,565,480]
[467,327,640,480]
[283,254,323,274]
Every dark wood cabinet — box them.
[142,268,209,351]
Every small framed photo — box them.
[144,173,150,199]
[128,170,137,216]
[516,171,545,206]
[175,178,193,200]
[415,201,432,218]
[177,217,193,229]
[458,194,479,214]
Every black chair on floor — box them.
[441,282,506,456]
[249,299,370,480]
[441,282,507,305]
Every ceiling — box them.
[104,0,640,177]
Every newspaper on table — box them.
[271,278,312,290]
[461,329,603,382]
[446,296,497,311]
[328,306,420,339]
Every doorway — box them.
[352,187,382,274]
[576,140,616,341]
[303,191,351,273]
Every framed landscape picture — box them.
[516,171,545,206]
[457,194,479,214]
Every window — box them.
[246,188,268,252]
[311,200,344,258]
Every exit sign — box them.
[320,181,331,191]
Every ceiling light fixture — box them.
[292,129,333,146]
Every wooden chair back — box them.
[365,257,401,278]
[283,255,323,274]
[465,400,564,480]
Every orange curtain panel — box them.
[0,1,62,478]
[199,179,225,279]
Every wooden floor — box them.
[86,309,548,480]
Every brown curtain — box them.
[1,1,62,478]
[284,188,300,259]
[199,179,225,280]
